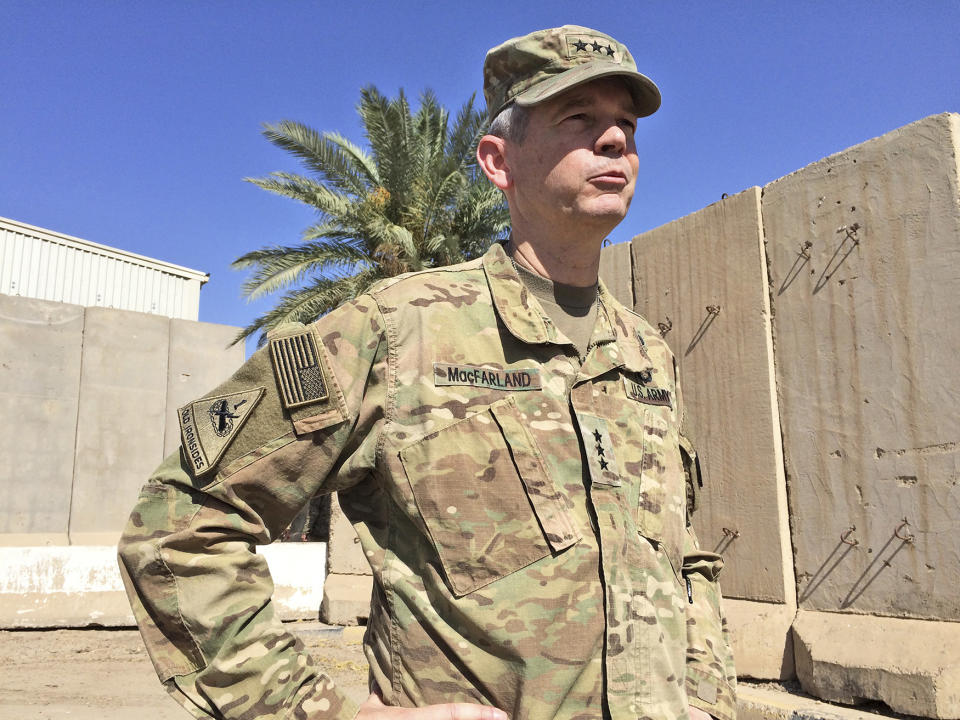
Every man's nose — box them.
[596,122,627,155]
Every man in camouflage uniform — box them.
[119,25,736,720]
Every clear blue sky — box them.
[3,2,958,354]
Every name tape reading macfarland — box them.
[433,363,542,391]
[623,377,673,409]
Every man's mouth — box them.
[589,170,628,187]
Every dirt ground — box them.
[1,625,923,720]
[0,622,369,720]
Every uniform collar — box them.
[482,242,650,372]
[483,242,555,344]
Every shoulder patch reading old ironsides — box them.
[178,388,264,475]
[433,362,542,391]
[270,329,330,410]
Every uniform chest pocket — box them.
[399,395,580,596]
[638,410,687,579]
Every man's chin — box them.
[576,201,631,228]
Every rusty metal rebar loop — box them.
[840,526,859,546]
[894,517,915,543]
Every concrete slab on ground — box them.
[0,543,327,628]
[793,610,960,719]
[320,573,374,626]
[738,681,925,720]
[725,598,796,681]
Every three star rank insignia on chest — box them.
[574,413,622,487]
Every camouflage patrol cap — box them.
[483,25,661,121]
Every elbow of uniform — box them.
[117,527,152,581]
[116,507,166,582]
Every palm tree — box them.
[233,85,510,345]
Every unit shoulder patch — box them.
[179,388,265,476]
[270,329,331,410]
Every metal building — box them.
[0,216,208,321]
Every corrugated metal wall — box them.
[0,217,208,320]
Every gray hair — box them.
[487,103,530,144]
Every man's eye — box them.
[619,119,636,132]
[566,113,587,122]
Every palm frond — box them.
[235,84,509,343]
[244,173,352,218]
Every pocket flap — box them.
[400,396,579,596]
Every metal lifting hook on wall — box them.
[837,222,862,245]
[840,526,859,546]
[722,527,740,539]
[657,317,673,337]
[894,517,915,543]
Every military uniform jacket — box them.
[118,243,736,720]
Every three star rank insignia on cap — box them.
[567,35,618,59]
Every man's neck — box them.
[507,230,604,287]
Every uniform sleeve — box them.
[117,295,387,719]
[680,438,737,720]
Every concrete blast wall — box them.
[628,112,960,718]
[0,296,244,546]
[764,113,960,622]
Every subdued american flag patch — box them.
[269,330,330,409]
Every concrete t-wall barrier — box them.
[0,296,333,628]
[165,319,246,457]
[0,297,84,545]
[70,307,171,545]
[761,112,960,717]
[629,187,796,680]
[627,113,960,716]
[763,112,960,623]
[0,296,246,547]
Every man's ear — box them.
[476,134,512,191]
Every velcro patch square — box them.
[270,330,330,409]
[697,678,719,705]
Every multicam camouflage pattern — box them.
[684,527,738,720]
[118,242,735,720]
[483,25,661,120]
